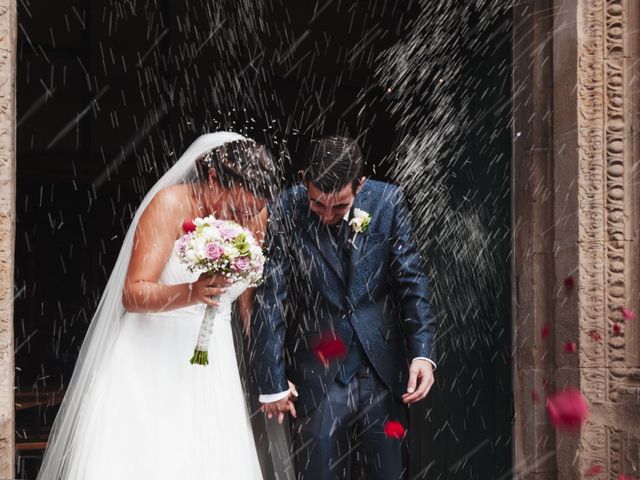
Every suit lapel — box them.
[348,185,372,297]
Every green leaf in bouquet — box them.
[233,233,251,255]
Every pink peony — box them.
[232,256,251,272]
[205,243,224,261]
[546,388,589,432]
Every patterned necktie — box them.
[329,220,349,273]
[331,218,367,384]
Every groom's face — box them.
[305,179,364,225]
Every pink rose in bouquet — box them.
[205,243,224,261]
[232,256,251,272]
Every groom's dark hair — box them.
[303,136,363,193]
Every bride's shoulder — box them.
[154,184,191,203]
[139,185,192,226]
[146,185,192,212]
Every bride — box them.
[37,132,293,479]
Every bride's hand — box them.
[190,273,232,306]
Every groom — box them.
[251,136,437,479]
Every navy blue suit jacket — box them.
[251,180,437,416]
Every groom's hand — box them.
[261,381,298,424]
[402,359,435,404]
[262,398,296,424]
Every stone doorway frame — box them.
[1,1,639,478]
[513,0,640,478]
[0,0,15,478]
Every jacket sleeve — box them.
[387,187,438,364]
[250,193,292,395]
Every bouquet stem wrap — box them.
[189,298,220,366]
[177,215,266,367]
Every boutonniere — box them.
[348,208,371,248]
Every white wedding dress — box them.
[60,240,263,479]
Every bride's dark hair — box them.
[196,139,276,200]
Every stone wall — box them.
[0,0,15,477]
[513,0,559,476]
[513,0,640,478]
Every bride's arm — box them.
[236,206,269,335]
[122,187,224,313]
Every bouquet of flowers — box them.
[176,215,265,365]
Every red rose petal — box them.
[546,388,589,432]
[585,464,602,477]
[531,389,540,403]
[182,219,196,233]
[621,307,636,321]
[613,323,622,334]
[541,323,550,340]
[563,341,577,353]
[563,276,575,291]
[588,330,602,343]
[312,334,347,367]
[618,474,638,480]
[383,420,406,439]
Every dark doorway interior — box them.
[15,1,512,478]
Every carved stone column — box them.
[0,0,15,477]
[578,0,640,476]
[514,0,640,478]
[513,1,559,477]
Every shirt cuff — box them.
[412,357,437,370]
[259,390,291,403]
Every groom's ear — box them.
[356,176,367,193]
